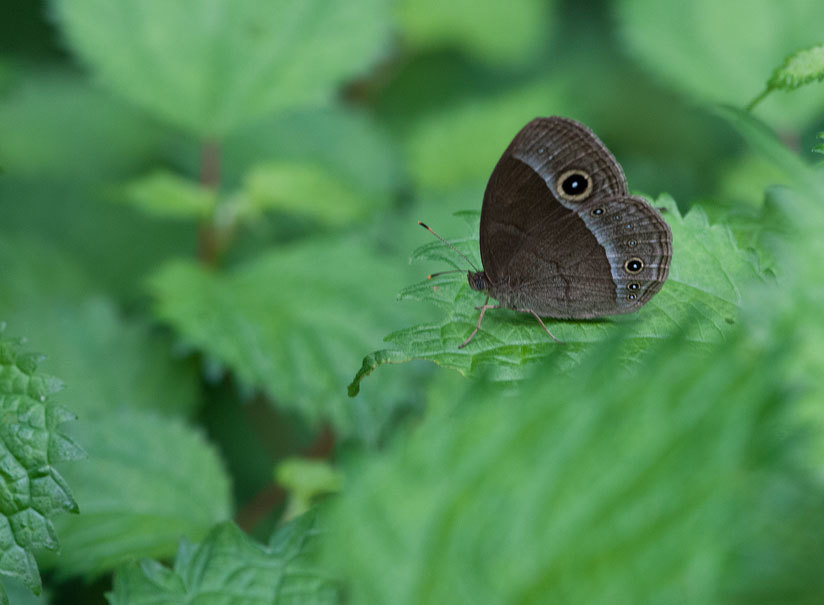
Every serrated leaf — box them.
[0,577,47,605]
[397,0,556,65]
[768,43,824,92]
[242,160,381,227]
[109,515,340,604]
[615,0,824,128]
[0,332,81,599]
[325,327,800,603]
[349,196,764,391]
[813,132,824,157]
[47,409,231,578]
[118,171,216,220]
[54,0,394,137]
[148,237,425,442]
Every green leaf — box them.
[48,409,231,578]
[276,458,343,519]
[768,43,824,92]
[0,71,162,180]
[218,107,402,198]
[109,515,340,604]
[54,0,394,137]
[615,0,824,127]
[349,197,764,391]
[118,171,217,220]
[397,0,557,65]
[0,331,82,601]
[0,237,199,418]
[325,327,803,603]
[813,132,824,157]
[148,237,426,442]
[241,160,382,227]
[403,80,568,188]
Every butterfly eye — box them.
[556,169,592,202]
[624,258,644,274]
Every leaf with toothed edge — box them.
[0,329,83,603]
[348,195,765,394]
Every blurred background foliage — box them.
[1,0,823,603]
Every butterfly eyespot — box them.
[556,170,592,201]
[624,258,644,274]
[537,146,546,154]
[628,282,640,290]
[591,207,604,216]
[625,223,633,230]
[627,239,637,247]
[627,293,638,301]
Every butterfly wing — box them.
[479,117,671,318]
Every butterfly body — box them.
[461,117,672,346]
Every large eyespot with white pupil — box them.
[556,169,592,202]
[624,258,644,274]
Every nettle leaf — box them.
[814,133,824,157]
[0,236,199,418]
[118,171,217,220]
[768,43,824,92]
[0,331,82,602]
[149,237,422,441]
[397,0,557,66]
[349,197,764,392]
[327,329,796,603]
[48,409,231,578]
[109,514,339,604]
[54,0,394,138]
[241,160,382,227]
[0,71,162,180]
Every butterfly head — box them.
[468,271,489,293]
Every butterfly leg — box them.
[459,296,495,349]
[515,308,561,343]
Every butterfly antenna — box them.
[417,221,480,273]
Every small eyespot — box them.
[628,282,640,290]
[624,258,644,274]
[627,293,638,301]
[591,207,604,216]
[614,214,622,221]
[537,146,546,154]
[625,223,633,230]
[627,239,637,247]
[556,170,592,201]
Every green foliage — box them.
[615,0,824,127]
[148,237,423,441]
[327,331,798,604]
[397,0,556,65]
[53,0,395,137]
[4,1,824,602]
[769,43,824,92]
[349,196,763,392]
[48,410,232,578]
[241,160,383,227]
[0,71,162,180]
[119,171,217,219]
[108,515,339,604]
[276,458,343,519]
[0,332,82,603]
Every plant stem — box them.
[198,139,221,265]
[746,87,772,112]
